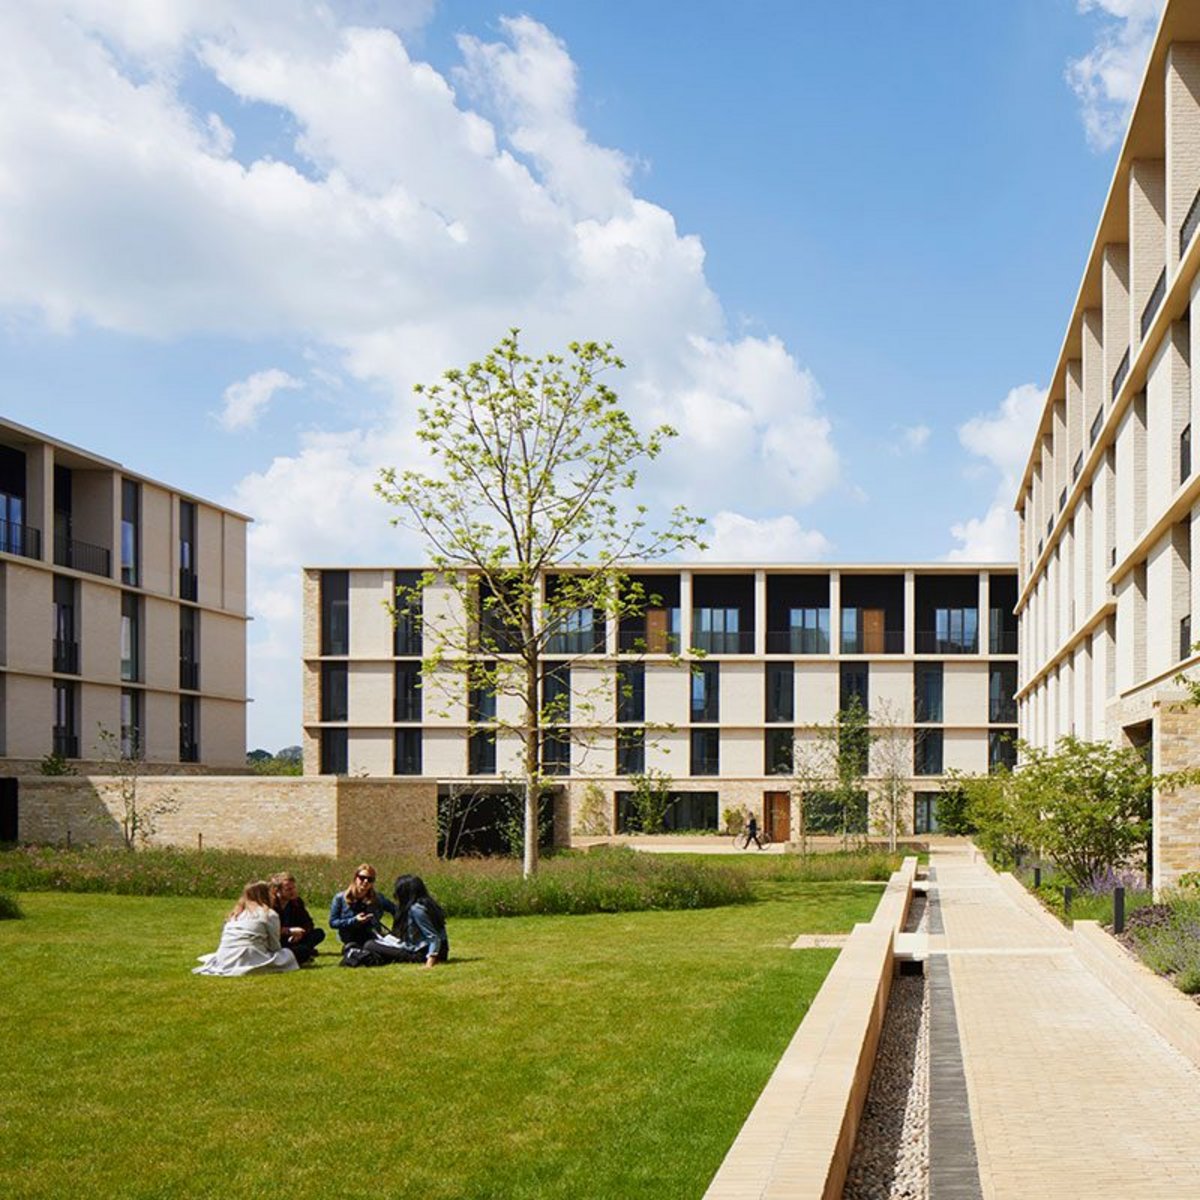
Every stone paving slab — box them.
[930,845,1200,1200]
[789,934,849,949]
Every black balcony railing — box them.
[180,660,200,691]
[0,520,41,560]
[52,731,79,759]
[766,629,831,654]
[1181,615,1193,664]
[915,630,979,655]
[545,629,605,655]
[1182,184,1200,259]
[54,533,110,577]
[179,567,198,602]
[990,699,1019,724]
[989,629,1018,655]
[690,629,755,654]
[53,638,79,674]
[839,629,904,655]
[618,629,681,654]
[1141,268,1167,340]
[1112,348,1130,401]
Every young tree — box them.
[96,726,177,850]
[870,700,911,853]
[377,331,703,876]
[792,695,873,851]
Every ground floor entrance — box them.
[764,790,790,842]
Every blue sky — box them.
[0,1,1163,749]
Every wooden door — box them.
[645,608,668,653]
[863,608,885,653]
[764,791,790,842]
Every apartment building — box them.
[0,418,249,787]
[1014,1,1200,889]
[302,564,1017,844]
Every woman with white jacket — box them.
[193,880,300,977]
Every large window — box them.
[914,663,943,723]
[988,664,1018,724]
[53,576,78,674]
[616,790,719,833]
[765,729,794,775]
[989,730,1017,773]
[179,500,197,600]
[541,729,571,776]
[789,607,830,654]
[690,729,719,776]
[121,478,140,586]
[321,728,348,775]
[179,606,200,691]
[914,729,944,776]
[120,593,141,682]
[691,663,719,722]
[180,696,199,763]
[693,607,741,654]
[765,663,794,723]
[616,663,645,723]
[320,571,349,655]
[547,606,603,654]
[934,607,978,654]
[0,445,32,557]
[394,729,422,775]
[469,665,497,724]
[840,664,869,712]
[321,663,348,722]
[543,664,571,723]
[393,570,422,656]
[395,663,421,722]
[616,728,645,775]
[53,681,78,758]
[468,731,496,775]
[120,689,143,758]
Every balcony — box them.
[766,628,831,654]
[180,660,200,691]
[54,533,110,578]
[1141,268,1167,340]
[0,520,41,560]
[691,629,754,655]
[988,629,1018,655]
[618,628,681,654]
[52,730,79,759]
[53,638,79,674]
[916,630,979,655]
[545,628,605,655]
[179,567,198,602]
[839,629,904,655]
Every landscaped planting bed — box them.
[1119,887,1200,1000]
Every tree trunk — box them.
[522,652,540,878]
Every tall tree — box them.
[377,331,703,876]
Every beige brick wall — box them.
[1166,43,1200,274]
[222,514,247,615]
[1153,702,1200,889]
[141,483,173,596]
[336,779,437,860]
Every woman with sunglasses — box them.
[329,863,396,950]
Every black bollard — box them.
[1063,885,1073,917]
[1114,886,1126,934]
[1033,866,1041,889]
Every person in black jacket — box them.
[270,872,327,965]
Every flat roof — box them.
[304,562,1017,572]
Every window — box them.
[989,730,1016,774]
[690,729,719,776]
[394,662,421,722]
[789,607,830,654]
[913,729,944,776]
[53,681,78,758]
[547,606,602,654]
[541,729,571,776]
[934,607,978,654]
[120,593,141,682]
[321,663,348,722]
[840,664,869,712]
[543,664,571,723]
[1089,407,1103,446]
[989,664,1018,723]
[394,729,422,775]
[765,663,794,723]
[616,728,645,775]
[616,663,645,723]
[468,731,496,775]
[913,663,943,723]
[1182,424,1192,486]
[179,500,197,600]
[691,663,719,722]
[179,696,199,762]
[179,606,199,691]
[765,729,793,775]
[320,571,349,655]
[121,478,140,585]
[120,689,142,759]
[913,792,941,835]
[393,571,422,656]
[321,728,348,775]
[53,576,78,674]
[616,790,719,833]
[469,665,497,724]
[694,607,741,653]
[0,444,27,556]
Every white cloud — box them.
[217,368,303,431]
[947,383,1045,561]
[895,424,930,454]
[701,512,833,563]
[0,3,842,746]
[1067,0,1164,151]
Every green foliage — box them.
[1126,890,1200,994]
[574,782,611,836]
[956,769,1028,867]
[626,769,673,835]
[934,779,975,835]
[0,892,23,920]
[723,807,746,837]
[39,752,77,777]
[248,756,303,776]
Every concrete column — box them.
[1066,360,1084,489]
[979,572,991,657]
[903,571,915,655]
[1166,44,1200,275]
[26,442,54,563]
[1102,243,1131,404]
[679,569,692,651]
[1129,159,1166,353]
[754,569,766,656]
[829,570,841,656]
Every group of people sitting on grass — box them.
[193,863,449,977]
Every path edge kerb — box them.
[703,856,918,1200]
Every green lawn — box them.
[0,881,881,1200]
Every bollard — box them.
[198,831,203,852]
[1015,850,1023,869]
[1063,885,1073,917]
[66,827,71,849]
[1033,866,1041,889]
[1113,886,1125,934]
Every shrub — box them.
[723,807,745,837]
[0,892,23,920]
[1126,891,1200,995]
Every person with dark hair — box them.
[364,874,450,968]
[329,863,396,954]
[270,872,326,965]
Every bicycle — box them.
[730,829,772,850]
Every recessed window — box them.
[914,663,943,723]
[765,663,794,723]
[121,478,140,586]
[321,663,348,722]
[616,663,645,723]
[616,728,644,775]
[764,729,793,775]
[394,729,421,775]
[691,663,719,722]
[690,729,719,776]
[394,662,421,722]
[321,728,348,775]
[320,571,349,655]
[913,729,944,776]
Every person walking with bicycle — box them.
[744,811,763,850]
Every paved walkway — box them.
[930,844,1200,1199]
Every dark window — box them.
[932,607,978,654]
[989,730,1017,774]
[840,664,869,712]
[179,606,199,690]
[547,605,603,654]
[321,663,348,722]
[913,792,941,835]
[394,729,422,775]
[989,664,1018,723]
[120,689,143,758]
[1090,407,1103,446]
[914,663,943,723]
[691,663,719,722]
[179,696,199,762]
[542,664,570,724]
[53,576,78,673]
[393,570,422,656]
[469,665,497,724]
[1182,614,1193,663]
[394,662,421,722]
[321,728,348,775]
[788,607,830,654]
[53,680,78,758]
[765,663,794,723]
[765,728,794,775]
[468,731,496,775]
[616,663,645,723]
[616,790,719,833]
[320,571,349,655]
[179,500,197,599]
[914,729,944,776]
[693,607,743,653]
[1182,424,1192,486]
[616,728,645,775]
[541,729,571,776]
[120,593,141,682]
[121,478,140,586]
[1072,452,1083,483]
[690,729,719,776]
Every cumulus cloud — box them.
[0,3,843,746]
[217,368,303,431]
[947,384,1045,561]
[894,424,930,454]
[702,512,833,563]
[1067,0,1164,151]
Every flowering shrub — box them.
[1126,892,1200,996]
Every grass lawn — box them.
[0,881,881,1200]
